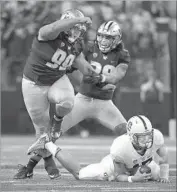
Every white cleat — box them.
[27,133,50,155]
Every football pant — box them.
[61,93,127,133]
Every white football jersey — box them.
[110,129,164,173]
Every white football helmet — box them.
[97,21,122,53]
[127,115,153,150]
[60,9,87,43]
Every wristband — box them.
[160,164,169,179]
[101,74,106,83]
[128,176,133,182]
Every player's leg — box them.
[14,78,59,179]
[45,139,106,181]
[48,75,75,139]
[61,93,92,133]
[79,155,114,181]
[96,100,127,136]
[28,133,81,179]
[79,163,105,180]
[27,93,91,157]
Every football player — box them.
[14,9,95,179]
[28,116,169,183]
[61,20,130,136]
[24,20,130,178]
[79,115,170,183]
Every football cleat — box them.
[27,133,50,155]
[44,156,61,179]
[46,167,61,179]
[13,164,33,179]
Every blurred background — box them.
[1,1,176,138]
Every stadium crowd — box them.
[1,1,173,91]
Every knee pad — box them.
[114,123,127,136]
[55,99,74,116]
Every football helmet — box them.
[60,9,87,43]
[97,21,122,53]
[126,115,153,150]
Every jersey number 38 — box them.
[46,48,75,70]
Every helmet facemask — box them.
[130,130,153,150]
[67,24,87,43]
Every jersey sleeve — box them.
[110,138,125,164]
[153,129,164,150]
[40,13,58,27]
[36,13,59,40]
[118,49,131,65]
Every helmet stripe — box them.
[137,115,147,130]
[107,21,114,30]
[104,21,113,30]
[103,21,109,30]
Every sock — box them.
[45,142,61,157]
[26,157,40,172]
[54,115,63,121]
[52,115,63,133]
[43,155,53,161]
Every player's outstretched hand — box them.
[157,178,170,183]
[79,17,92,25]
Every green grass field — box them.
[1,135,176,192]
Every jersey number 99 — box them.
[46,49,75,70]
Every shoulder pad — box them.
[153,129,164,147]
[110,136,126,160]
[118,49,131,64]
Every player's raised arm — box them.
[155,130,170,183]
[38,10,92,41]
